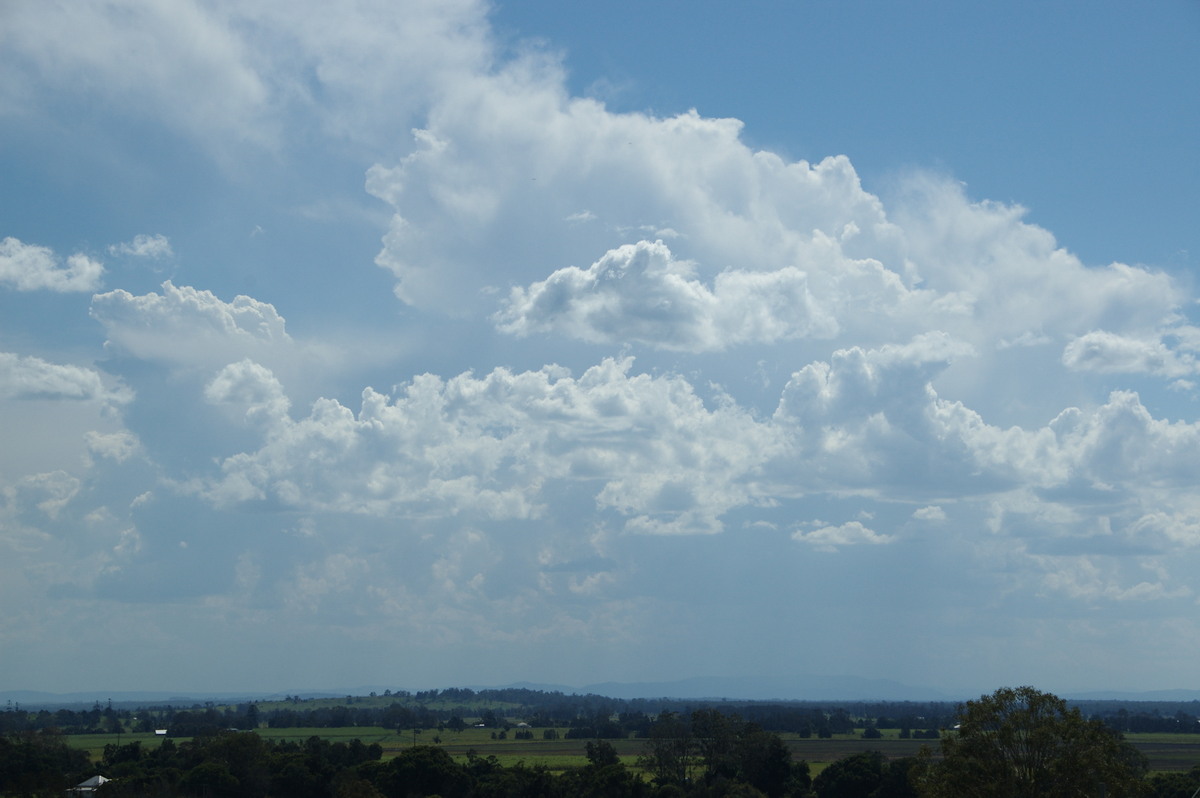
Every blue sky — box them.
[1,0,1199,697]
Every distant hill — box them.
[576,675,960,701]
[1064,689,1200,702]
[4,677,957,708]
[5,680,1199,710]
[0,689,339,710]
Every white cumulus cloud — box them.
[91,281,291,369]
[1037,556,1191,603]
[0,237,104,292]
[913,505,946,521]
[0,0,273,154]
[497,239,837,351]
[1062,329,1200,378]
[0,352,130,403]
[363,55,1187,394]
[203,357,773,534]
[109,234,173,259]
[0,0,497,158]
[84,431,141,463]
[793,521,894,551]
[205,359,291,428]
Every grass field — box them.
[66,728,1200,775]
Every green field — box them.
[66,732,178,761]
[385,728,641,771]
[260,726,396,745]
[67,728,1200,775]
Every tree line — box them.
[5,688,1199,739]
[2,713,808,798]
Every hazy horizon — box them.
[10,676,1200,708]
[2,1,1199,697]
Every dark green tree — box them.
[876,756,919,798]
[692,708,740,781]
[385,744,470,797]
[1147,765,1200,798]
[271,756,324,798]
[735,725,807,797]
[0,729,90,797]
[178,760,240,797]
[587,739,622,769]
[916,686,1148,798]
[814,750,884,798]
[559,738,647,798]
[637,711,695,787]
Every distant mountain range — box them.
[4,678,1198,709]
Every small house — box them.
[68,775,111,795]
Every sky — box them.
[1,0,1199,698]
